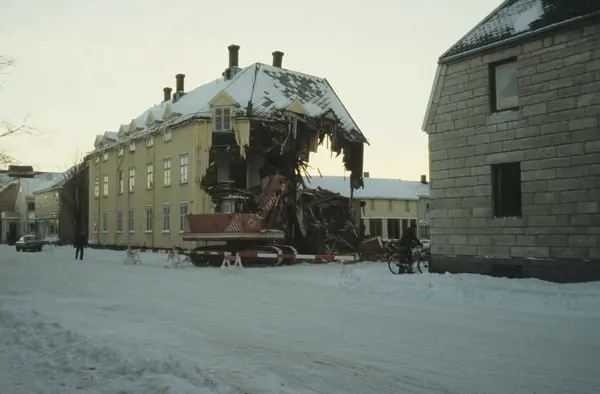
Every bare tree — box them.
[0,55,34,165]
[59,158,89,238]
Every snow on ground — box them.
[1,245,600,394]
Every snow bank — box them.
[337,263,600,317]
[0,308,215,394]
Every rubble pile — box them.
[296,187,363,254]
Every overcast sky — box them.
[1,0,497,181]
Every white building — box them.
[305,174,430,240]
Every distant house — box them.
[306,174,430,240]
[421,0,600,282]
[0,171,62,243]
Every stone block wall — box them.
[426,21,600,281]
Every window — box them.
[102,210,108,233]
[387,219,401,239]
[27,202,35,211]
[491,59,518,112]
[146,137,154,148]
[180,154,188,184]
[118,146,124,157]
[369,200,375,210]
[145,206,153,232]
[162,204,170,232]
[387,200,393,212]
[128,168,135,192]
[163,158,171,186]
[118,170,124,194]
[103,175,109,196]
[146,163,154,189]
[95,156,100,164]
[116,209,123,232]
[103,151,108,161]
[405,200,410,212]
[213,107,232,131]
[94,176,99,197]
[129,141,136,152]
[93,211,99,233]
[179,202,188,232]
[492,162,522,218]
[368,219,383,237]
[221,200,234,214]
[128,207,135,233]
[164,130,172,142]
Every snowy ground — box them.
[1,245,600,394]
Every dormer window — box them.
[129,141,136,152]
[118,146,124,157]
[102,151,108,161]
[95,156,100,164]
[146,137,154,148]
[213,107,232,132]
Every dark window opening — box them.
[369,219,383,237]
[491,162,522,218]
[490,58,518,112]
[387,219,401,239]
[27,202,35,211]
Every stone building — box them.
[421,0,600,282]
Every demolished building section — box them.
[90,45,368,255]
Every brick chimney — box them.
[175,74,185,93]
[228,44,240,68]
[163,87,172,102]
[272,51,284,68]
[421,174,428,184]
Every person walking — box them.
[74,232,87,260]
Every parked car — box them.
[15,235,44,252]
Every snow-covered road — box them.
[1,246,599,394]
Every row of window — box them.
[95,108,234,163]
[367,218,418,239]
[92,202,189,234]
[96,131,173,163]
[94,154,188,197]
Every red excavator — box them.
[183,174,299,266]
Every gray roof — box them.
[440,0,600,62]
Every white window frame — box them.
[146,136,154,148]
[118,170,124,194]
[213,106,232,132]
[162,204,170,233]
[179,202,188,232]
[128,207,135,233]
[129,141,136,152]
[103,175,109,196]
[102,151,108,161]
[128,167,135,192]
[117,146,124,157]
[145,206,153,233]
[95,156,100,164]
[163,158,171,186]
[146,163,154,189]
[164,129,172,142]
[102,210,108,233]
[116,209,123,233]
[94,175,99,197]
[93,211,99,233]
[179,153,188,184]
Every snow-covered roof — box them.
[440,0,599,62]
[109,62,366,145]
[18,173,63,197]
[304,176,429,200]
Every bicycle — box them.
[387,245,429,275]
